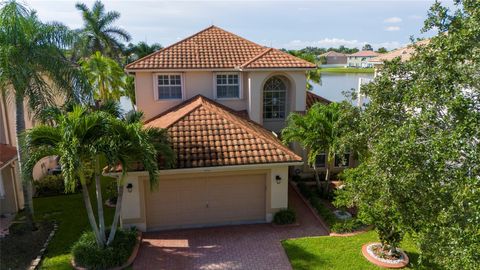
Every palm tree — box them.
[24,106,174,247]
[125,41,162,64]
[124,75,136,111]
[282,102,348,194]
[81,51,125,101]
[74,0,131,60]
[0,0,88,229]
[104,111,174,244]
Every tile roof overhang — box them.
[348,51,381,57]
[141,95,302,171]
[125,26,316,71]
[306,91,331,110]
[0,144,17,169]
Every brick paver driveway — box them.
[133,184,328,270]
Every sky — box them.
[24,0,455,51]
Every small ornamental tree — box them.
[336,1,480,269]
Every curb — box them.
[28,222,58,270]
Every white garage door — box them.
[146,174,266,230]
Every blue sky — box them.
[26,0,454,50]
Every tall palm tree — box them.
[0,0,88,229]
[74,0,131,60]
[81,51,125,101]
[282,102,349,194]
[124,75,136,111]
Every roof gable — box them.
[126,26,315,70]
[145,95,302,169]
[349,50,381,57]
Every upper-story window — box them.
[334,153,350,167]
[216,73,240,99]
[263,76,287,120]
[157,74,182,100]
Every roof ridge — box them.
[242,47,316,69]
[126,25,217,69]
[240,47,272,68]
[144,95,204,124]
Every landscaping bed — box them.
[295,182,366,234]
[0,221,54,270]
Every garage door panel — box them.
[146,173,266,230]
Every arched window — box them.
[263,77,287,120]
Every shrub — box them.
[331,218,365,233]
[72,229,137,270]
[273,209,296,225]
[34,175,64,197]
[106,181,118,204]
[291,174,302,182]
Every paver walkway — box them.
[133,184,328,270]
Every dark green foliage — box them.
[273,209,296,225]
[34,175,65,197]
[71,229,136,270]
[105,181,118,204]
[330,219,364,234]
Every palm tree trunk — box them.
[94,157,106,243]
[325,156,331,197]
[15,95,35,230]
[107,176,124,245]
[312,164,321,191]
[80,173,103,247]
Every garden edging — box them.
[28,222,58,270]
[71,231,142,270]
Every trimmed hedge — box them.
[34,175,64,197]
[273,208,296,225]
[71,229,137,270]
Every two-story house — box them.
[109,26,328,231]
[347,50,381,68]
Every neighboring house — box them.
[347,50,381,68]
[0,99,24,215]
[113,25,320,231]
[369,39,430,72]
[320,51,347,67]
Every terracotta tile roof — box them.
[348,51,381,57]
[320,51,347,57]
[369,39,430,63]
[144,95,302,169]
[306,91,331,110]
[125,26,315,70]
[0,144,17,168]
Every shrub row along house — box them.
[106,26,344,231]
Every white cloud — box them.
[282,38,403,50]
[384,17,402,23]
[385,26,401,31]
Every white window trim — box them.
[153,73,185,101]
[334,153,351,168]
[213,72,242,100]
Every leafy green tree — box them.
[282,102,359,193]
[362,44,373,51]
[336,1,480,269]
[125,41,162,64]
[0,0,87,229]
[286,51,321,90]
[377,47,388,53]
[81,51,125,101]
[73,0,131,60]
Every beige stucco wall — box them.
[134,70,307,132]
[119,164,292,231]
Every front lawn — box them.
[24,176,115,269]
[283,231,424,270]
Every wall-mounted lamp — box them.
[275,175,282,184]
[126,183,133,193]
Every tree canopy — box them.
[336,1,480,269]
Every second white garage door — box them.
[146,173,266,230]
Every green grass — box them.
[26,175,116,269]
[320,67,374,73]
[283,231,425,270]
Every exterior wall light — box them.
[275,175,282,184]
[126,183,133,193]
